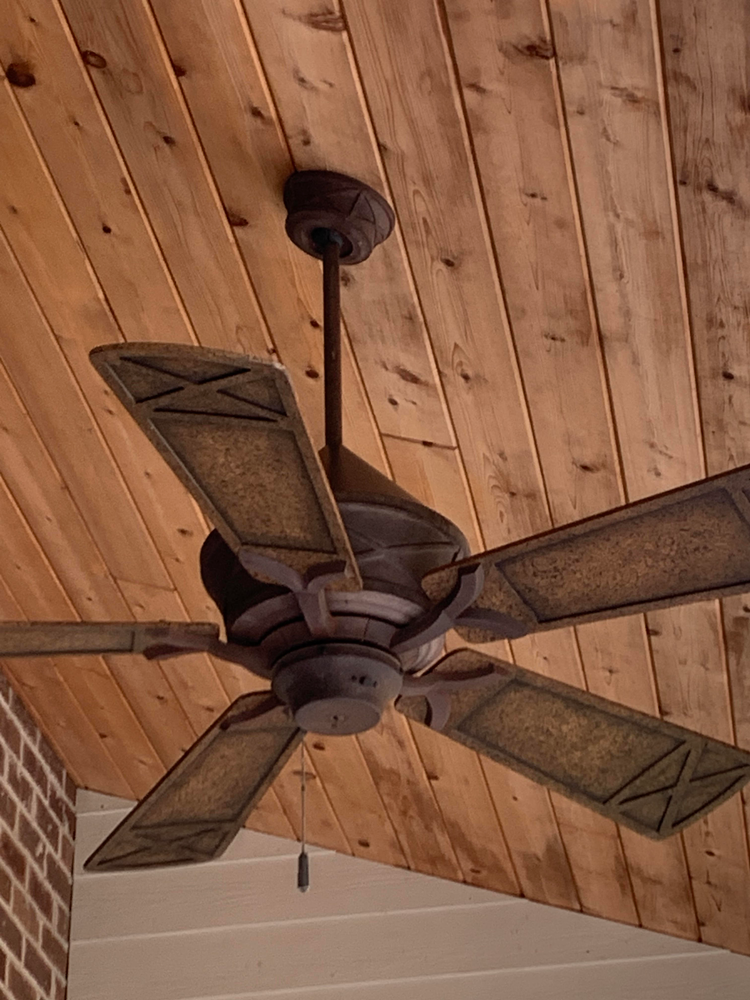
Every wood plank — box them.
[0,0,193,345]
[408,723,519,895]
[443,0,620,525]
[384,437,481,550]
[0,37,237,621]
[660,0,750,479]
[304,734,407,869]
[357,710,462,882]
[0,94,172,590]
[145,0,397,456]
[236,0,456,448]
[272,745,351,856]
[59,0,268,353]
[548,0,701,494]
[481,760,580,910]
[266,0,548,547]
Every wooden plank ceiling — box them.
[0,0,749,956]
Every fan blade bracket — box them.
[423,463,750,634]
[397,648,750,839]
[90,344,361,590]
[390,564,488,654]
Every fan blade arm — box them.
[0,621,219,658]
[90,343,360,589]
[397,649,750,839]
[84,692,300,872]
[422,462,750,636]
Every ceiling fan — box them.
[3,170,750,873]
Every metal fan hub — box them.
[272,642,402,735]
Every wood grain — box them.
[0,0,748,958]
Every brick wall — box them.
[0,674,75,1000]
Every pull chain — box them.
[297,739,309,892]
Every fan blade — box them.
[423,463,750,635]
[85,692,300,871]
[398,649,750,839]
[90,344,360,586]
[0,621,219,658]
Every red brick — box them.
[8,966,34,1000]
[55,904,69,943]
[34,800,58,853]
[0,835,25,885]
[44,858,69,908]
[54,975,66,1000]
[0,673,10,704]
[59,836,73,874]
[23,940,51,993]
[27,873,51,924]
[0,869,11,905]
[0,792,17,833]
[37,742,63,788]
[0,945,7,980]
[62,775,75,809]
[10,890,38,940]
[61,804,74,841]
[46,792,63,826]
[15,819,42,871]
[20,749,46,801]
[0,712,20,760]
[9,698,35,747]
[0,906,21,960]
[5,766,30,813]
[41,929,66,978]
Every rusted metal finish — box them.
[84,692,300,871]
[322,235,343,453]
[423,461,750,636]
[398,649,750,839]
[283,170,394,264]
[0,621,219,657]
[90,343,361,588]
[272,642,403,735]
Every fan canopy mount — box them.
[283,169,395,264]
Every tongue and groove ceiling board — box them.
[0,0,749,956]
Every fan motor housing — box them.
[272,642,402,735]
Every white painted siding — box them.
[69,793,750,1000]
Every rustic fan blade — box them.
[85,692,300,872]
[398,649,750,839]
[0,621,219,658]
[423,462,750,637]
[90,344,360,586]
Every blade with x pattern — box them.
[398,648,750,839]
[85,692,300,871]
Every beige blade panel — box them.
[423,463,750,634]
[90,344,359,586]
[85,692,301,872]
[0,621,219,658]
[398,649,750,840]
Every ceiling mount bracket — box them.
[283,170,395,264]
